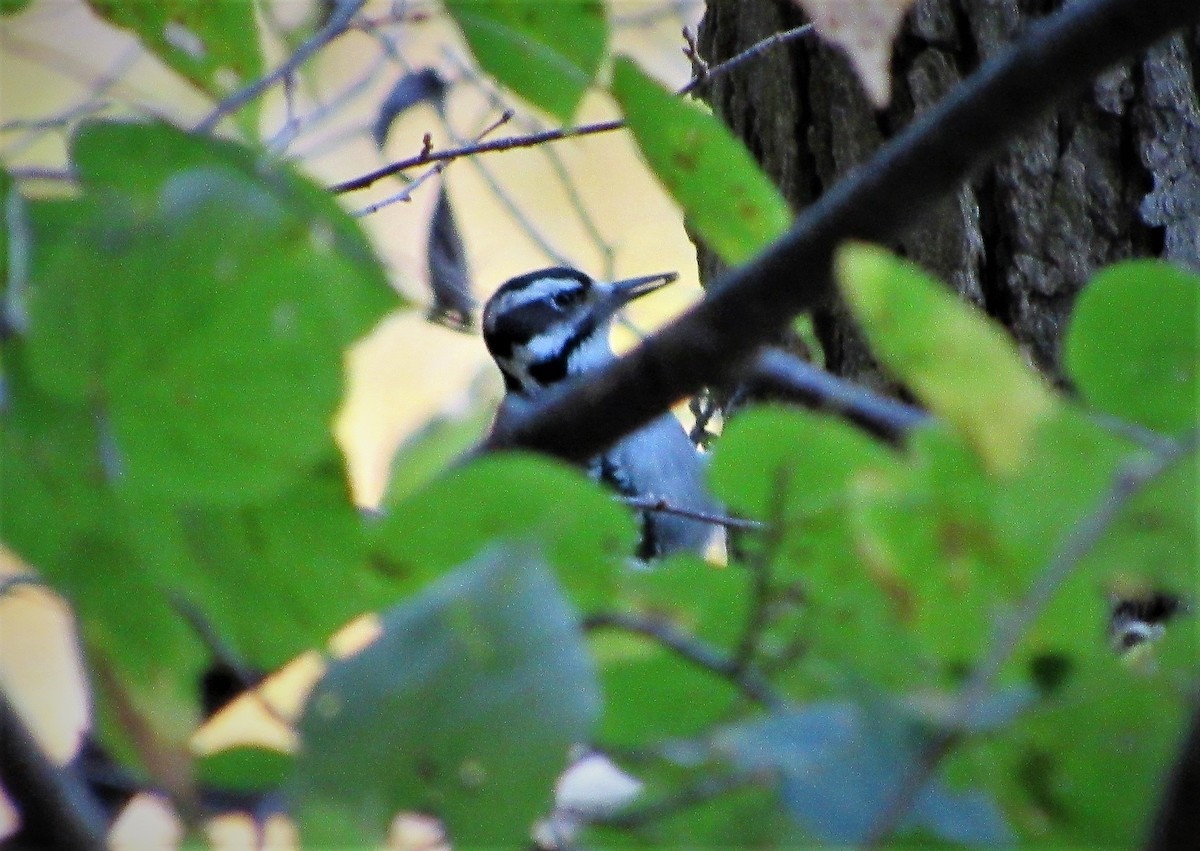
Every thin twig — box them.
[620,495,765,531]
[679,23,815,95]
[863,430,1198,846]
[353,108,513,217]
[0,44,138,160]
[583,611,783,709]
[734,466,791,670]
[194,0,368,134]
[267,51,390,153]
[0,573,50,599]
[330,119,626,194]
[0,688,109,850]
[90,651,201,827]
[5,167,78,183]
[362,31,575,264]
[443,48,617,276]
[332,21,817,195]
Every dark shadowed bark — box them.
[697,0,1200,387]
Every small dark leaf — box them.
[373,68,448,148]
[425,185,475,330]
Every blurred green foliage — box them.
[1,5,1197,849]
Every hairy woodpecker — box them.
[482,266,717,558]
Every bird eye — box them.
[553,288,583,308]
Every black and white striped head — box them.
[482,266,676,395]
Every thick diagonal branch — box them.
[480,0,1200,464]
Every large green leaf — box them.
[2,347,396,753]
[71,121,387,293]
[852,426,1007,666]
[715,701,1012,845]
[1064,260,1199,434]
[374,453,636,608]
[446,0,606,121]
[710,408,923,689]
[965,638,1192,844]
[610,58,793,265]
[710,406,898,518]
[86,1,263,134]
[137,460,389,668]
[293,545,599,846]
[23,122,396,504]
[837,242,1057,474]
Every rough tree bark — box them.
[697,0,1200,388]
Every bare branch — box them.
[194,0,368,135]
[0,688,108,851]
[679,23,815,96]
[745,348,930,440]
[329,119,626,194]
[443,48,618,276]
[331,20,817,196]
[582,611,783,709]
[620,495,765,531]
[352,109,513,217]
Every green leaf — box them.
[85,1,263,135]
[715,701,1012,845]
[3,348,395,752]
[196,747,292,793]
[593,555,748,743]
[445,0,606,121]
[0,0,32,15]
[610,58,793,265]
[140,460,389,669]
[0,346,109,572]
[72,121,387,288]
[710,408,926,690]
[383,401,495,506]
[293,544,599,847]
[968,646,1192,844]
[1083,455,1197,594]
[836,242,1056,474]
[24,122,396,503]
[1064,260,1199,434]
[710,406,898,518]
[375,453,636,608]
[852,426,1007,665]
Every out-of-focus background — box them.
[1,0,704,844]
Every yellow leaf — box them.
[796,0,917,107]
[836,242,1057,474]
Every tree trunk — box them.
[697,0,1200,388]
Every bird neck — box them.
[504,328,615,398]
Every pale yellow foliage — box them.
[796,0,917,107]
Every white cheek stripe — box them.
[494,277,585,313]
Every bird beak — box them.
[601,272,678,315]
